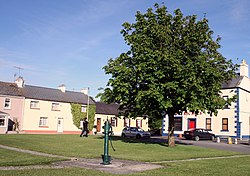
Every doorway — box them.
[188,118,196,129]
[96,118,101,132]
[57,118,64,133]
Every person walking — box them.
[80,118,89,137]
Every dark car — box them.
[121,127,151,139]
[183,128,215,141]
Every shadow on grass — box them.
[95,135,194,147]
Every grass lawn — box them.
[0,134,249,176]
[0,156,249,176]
[0,147,66,167]
[0,134,242,162]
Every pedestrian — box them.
[80,118,88,137]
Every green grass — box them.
[0,148,66,167]
[0,134,242,162]
[0,156,249,176]
[0,134,249,175]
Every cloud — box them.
[229,0,250,23]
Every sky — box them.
[0,0,250,99]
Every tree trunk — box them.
[167,112,175,147]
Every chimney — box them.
[240,59,249,78]
[15,76,25,88]
[58,84,66,93]
[81,87,89,95]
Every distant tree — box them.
[95,87,106,102]
[101,4,238,147]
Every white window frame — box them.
[81,105,87,112]
[30,101,40,109]
[39,117,48,127]
[0,115,6,126]
[136,119,142,128]
[4,98,11,109]
[111,117,117,127]
[124,117,130,127]
[223,96,229,109]
[52,102,60,111]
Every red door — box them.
[188,119,196,129]
[96,118,101,132]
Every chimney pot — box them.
[58,84,66,93]
[15,76,24,88]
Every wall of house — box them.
[238,88,250,138]
[22,99,81,134]
[94,114,149,136]
[0,95,24,133]
[162,88,239,138]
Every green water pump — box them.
[102,119,115,165]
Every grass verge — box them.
[0,148,66,167]
[0,134,242,162]
[0,156,249,176]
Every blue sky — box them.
[0,0,250,99]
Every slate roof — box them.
[0,82,23,96]
[22,85,95,105]
[0,80,94,105]
[221,76,243,89]
[95,102,120,115]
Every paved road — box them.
[150,136,250,154]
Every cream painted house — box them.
[1,77,148,135]
[94,102,149,136]
[15,78,95,134]
[162,60,250,139]
[0,80,24,134]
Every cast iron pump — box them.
[102,119,115,165]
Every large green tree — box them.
[102,4,238,147]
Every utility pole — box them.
[86,87,90,120]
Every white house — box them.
[162,60,250,139]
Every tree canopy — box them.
[101,4,238,146]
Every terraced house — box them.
[94,102,148,135]
[0,79,24,133]
[0,77,149,135]
[0,77,95,134]
[163,60,250,139]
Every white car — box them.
[121,127,151,139]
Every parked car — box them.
[121,127,151,139]
[183,128,215,141]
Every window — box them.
[81,105,87,112]
[136,119,142,128]
[223,96,229,109]
[39,117,48,127]
[111,117,117,127]
[222,118,228,131]
[206,118,212,130]
[0,115,6,126]
[124,118,130,127]
[4,98,11,109]
[174,117,182,131]
[52,103,60,111]
[30,101,39,109]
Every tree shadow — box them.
[95,135,193,147]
